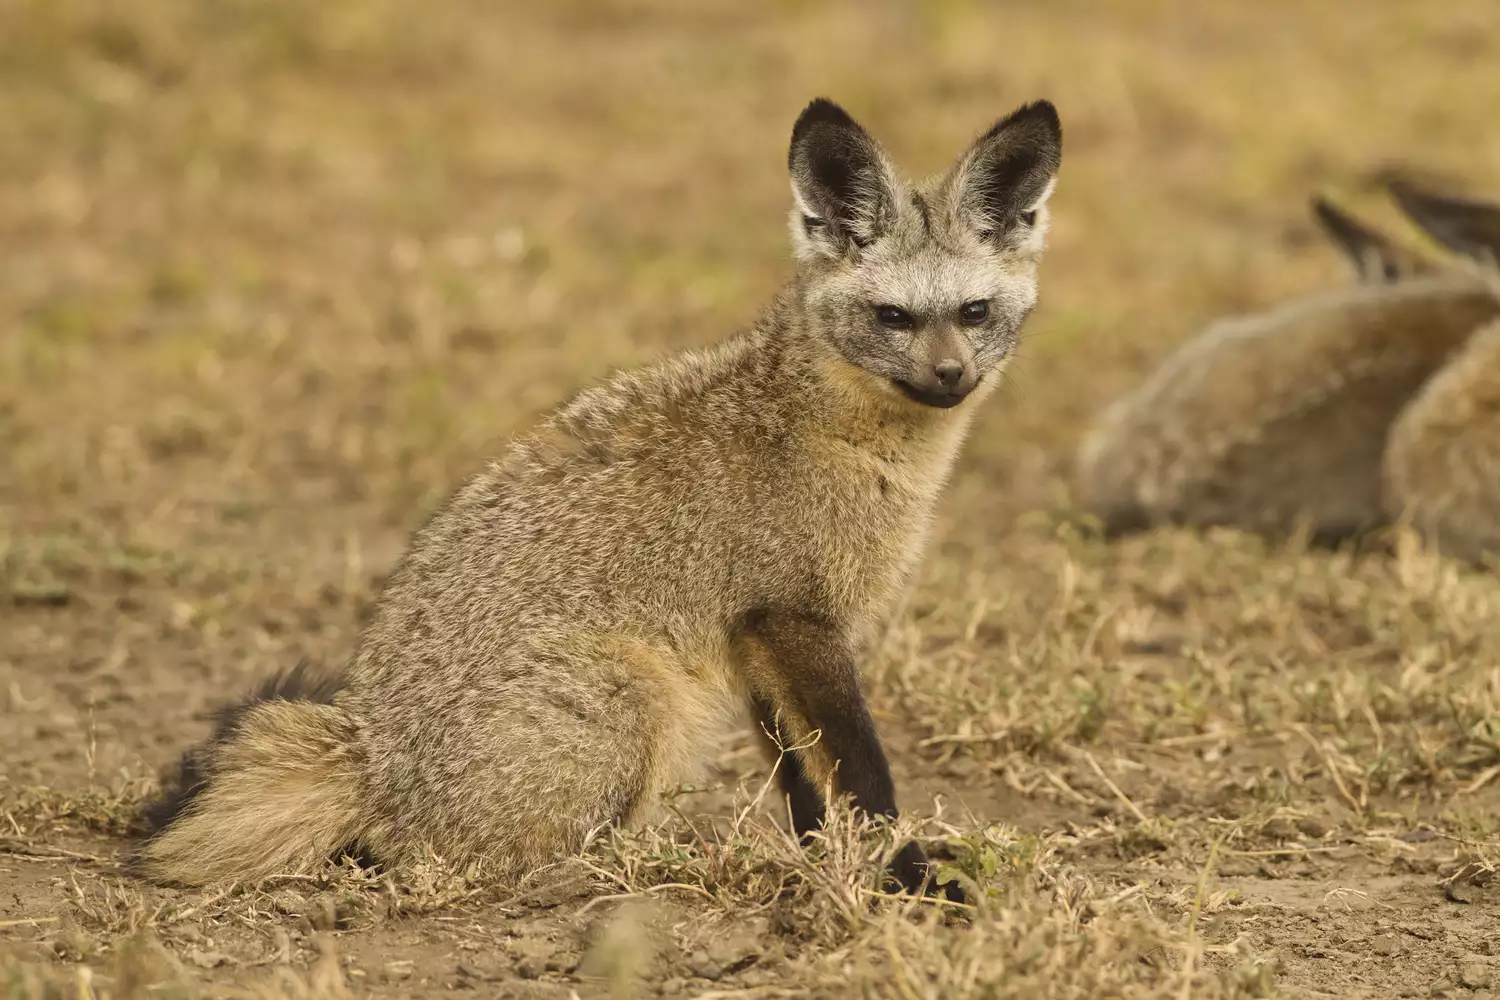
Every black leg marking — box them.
[1304,521,1377,551]
[1098,504,1152,540]
[743,609,968,905]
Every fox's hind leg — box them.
[350,634,727,877]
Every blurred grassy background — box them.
[5,0,1498,548]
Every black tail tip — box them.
[136,661,346,838]
[139,755,206,836]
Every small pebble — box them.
[309,897,339,931]
[382,960,415,983]
[1461,963,1492,989]
[1446,880,1478,904]
[183,948,233,969]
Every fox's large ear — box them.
[787,98,901,263]
[946,100,1062,245]
[1388,178,1500,267]
[1310,195,1433,284]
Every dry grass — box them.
[4,0,1500,997]
[4,777,1280,999]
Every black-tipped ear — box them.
[949,100,1062,240]
[788,98,898,260]
[1388,178,1500,266]
[1310,195,1431,284]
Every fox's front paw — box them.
[886,840,969,905]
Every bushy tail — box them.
[135,663,366,887]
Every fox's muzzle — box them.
[893,333,980,407]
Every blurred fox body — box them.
[136,97,1064,894]
[1378,183,1500,563]
[1074,178,1500,553]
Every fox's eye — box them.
[959,300,989,325]
[1018,210,1037,227]
[875,305,913,330]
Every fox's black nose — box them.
[933,360,965,389]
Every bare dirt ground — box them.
[3,2,1499,997]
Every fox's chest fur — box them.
[779,420,966,630]
[450,334,973,644]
